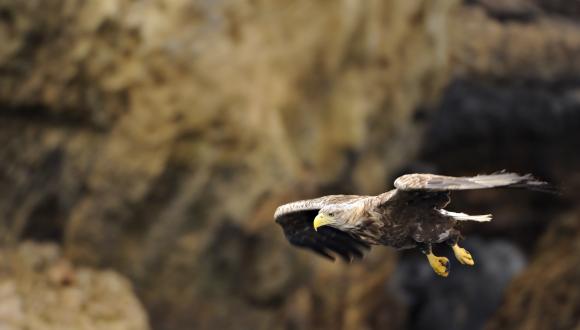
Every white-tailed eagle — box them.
[275,172,553,277]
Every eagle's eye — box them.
[328,212,335,217]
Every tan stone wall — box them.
[0,1,458,328]
[2,0,580,329]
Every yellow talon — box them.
[452,244,475,266]
[426,252,450,277]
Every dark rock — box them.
[392,238,525,330]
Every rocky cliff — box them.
[0,1,457,329]
[0,0,579,329]
[0,242,149,330]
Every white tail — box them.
[438,209,492,222]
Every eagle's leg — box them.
[419,243,450,277]
[446,235,474,266]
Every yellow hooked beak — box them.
[313,213,334,231]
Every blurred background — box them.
[0,0,579,329]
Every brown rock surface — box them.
[0,0,458,329]
[486,212,580,330]
[451,6,580,81]
[0,242,149,330]
[2,0,580,329]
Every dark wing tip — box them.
[508,174,561,195]
[317,227,369,262]
[309,246,336,261]
[275,209,370,262]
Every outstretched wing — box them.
[274,196,370,261]
[394,172,553,193]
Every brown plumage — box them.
[274,172,554,276]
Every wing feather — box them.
[275,196,370,261]
[394,172,553,193]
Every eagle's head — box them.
[314,206,350,231]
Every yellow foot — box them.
[426,253,450,277]
[452,244,475,266]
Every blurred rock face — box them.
[487,212,580,330]
[0,0,457,329]
[0,242,149,330]
[2,1,580,330]
[392,238,526,330]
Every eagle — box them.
[274,172,553,277]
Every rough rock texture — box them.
[529,0,580,18]
[466,0,580,20]
[0,242,149,330]
[0,0,458,329]
[393,238,526,330]
[487,212,580,330]
[451,6,580,81]
[2,0,580,329]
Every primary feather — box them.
[394,172,550,191]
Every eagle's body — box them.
[275,172,553,276]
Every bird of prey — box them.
[274,172,552,277]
